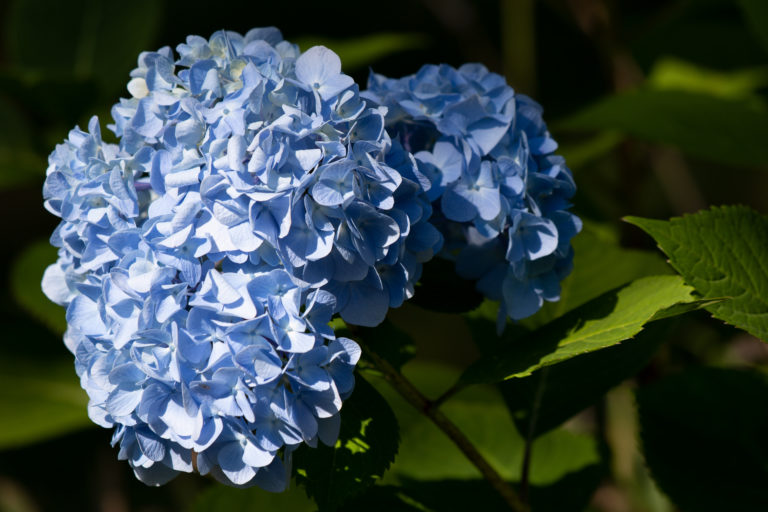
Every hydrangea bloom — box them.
[42,28,441,489]
[363,63,581,328]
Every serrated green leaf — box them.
[626,205,768,341]
[637,367,768,511]
[520,220,672,330]
[0,358,90,449]
[294,33,427,71]
[500,319,674,438]
[461,275,699,385]
[556,89,768,166]
[190,482,315,512]
[293,376,399,511]
[11,240,66,335]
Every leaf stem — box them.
[360,341,530,512]
[519,366,549,503]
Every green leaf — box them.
[0,93,46,189]
[556,89,768,166]
[293,376,400,511]
[648,57,768,103]
[294,33,427,71]
[556,132,622,170]
[637,367,768,511]
[738,0,768,55]
[626,205,768,341]
[190,483,315,512]
[5,0,163,96]
[396,466,603,512]
[500,319,674,438]
[461,275,700,385]
[336,486,425,512]
[0,71,102,128]
[11,241,66,335]
[520,220,672,329]
[340,464,603,512]
[373,362,600,484]
[0,358,90,449]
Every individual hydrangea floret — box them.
[42,28,441,490]
[363,63,582,328]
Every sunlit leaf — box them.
[627,205,768,341]
[461,276,703,385]
[372,361,600,484]
[499,320,672,438]
[648,57,768,103]
[293,376,399,511]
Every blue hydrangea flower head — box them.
[42,28,440,490]
[364,63,581,327]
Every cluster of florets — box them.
[42,28,441,489]
[364,63,581,328]
[42,27,580,492]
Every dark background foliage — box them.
[1,1,767,511]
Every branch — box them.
[519,366,549,503]
[360,341,530,512]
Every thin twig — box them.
[519,366,549,503]
[432,382,461,408]
[360,341,530,512]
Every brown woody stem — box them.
[360,341,530,512]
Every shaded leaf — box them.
[637,367,768,511]
[337,485,424,512]
[294,33,428,71]
[461,275,700,385]
[372,362,600,484]
[398,465,602,512]
[0,93,46,189]
[0,71,102,128]
[500,320,672,438]
[557,89,768,166]
[5,0,163,97]
[626,205,768,341]
[190,482,315,512]
[738,0,768,55]
[11,241,66,335]
[0,358,90,450]
[293,376,399,511]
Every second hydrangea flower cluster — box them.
[365,64,581,328]
[42,28,579,490]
